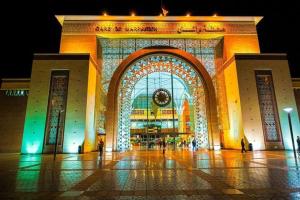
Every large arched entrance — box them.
[105,48,219,151]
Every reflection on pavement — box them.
[0,150,299,199]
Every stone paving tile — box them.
[1,150,300,199]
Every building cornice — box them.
[292,78,300,89]
[0,79,30,90]
[56,15,263,26]
[34,53,91,60]
[33,53,99,72]
[234,53,287,60]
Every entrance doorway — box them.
[130,72,195,150]
[117,54,209,151]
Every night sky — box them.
[1,0,299,78]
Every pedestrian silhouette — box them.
[241,138,246,153]
[192,138,196,151]
[98,139,104,158]
[162,138,166,154]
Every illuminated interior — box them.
[129,72,194,149]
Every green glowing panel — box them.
[21,110,48,154]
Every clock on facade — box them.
[152,88,171,107]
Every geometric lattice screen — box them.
[44,71,69,152]
[255,70,282,142]
[99,38,220,93]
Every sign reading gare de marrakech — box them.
[59,16,258,35]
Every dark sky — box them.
[1,0,299,78]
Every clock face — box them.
[152,88,171,107]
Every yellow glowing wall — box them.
[214,41,230,146]
[223,60,245,149]
[216,72,230,140]
[93,67,105,149]
[84,60,98,152]
[223,35,260,62]
[60,35,97,62]
[221,33,261,149]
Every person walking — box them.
[162,138,166,154]
[241,138,246,153]
[192,138,196,151]
[98,139,104,158]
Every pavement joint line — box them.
[61,155,77,160]
[18,163,41,170]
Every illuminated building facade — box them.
[1,15,299,153]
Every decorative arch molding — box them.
[105,48,220,151]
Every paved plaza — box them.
[0,149,300,199]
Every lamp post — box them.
[283,107,298,166]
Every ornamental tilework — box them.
[99,38,220,92]
[256,72,280,141]
[117,54,208,151]
[45,72,69,145]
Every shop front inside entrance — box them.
[129,71,196,150]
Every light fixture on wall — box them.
[283,107,298,167]
[283,107,293,113]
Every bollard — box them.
[248,143,253,151]
[78,145,82,154]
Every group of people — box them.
[158,138,198,153]
[97,137,196,157]
[97,136,300,157]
